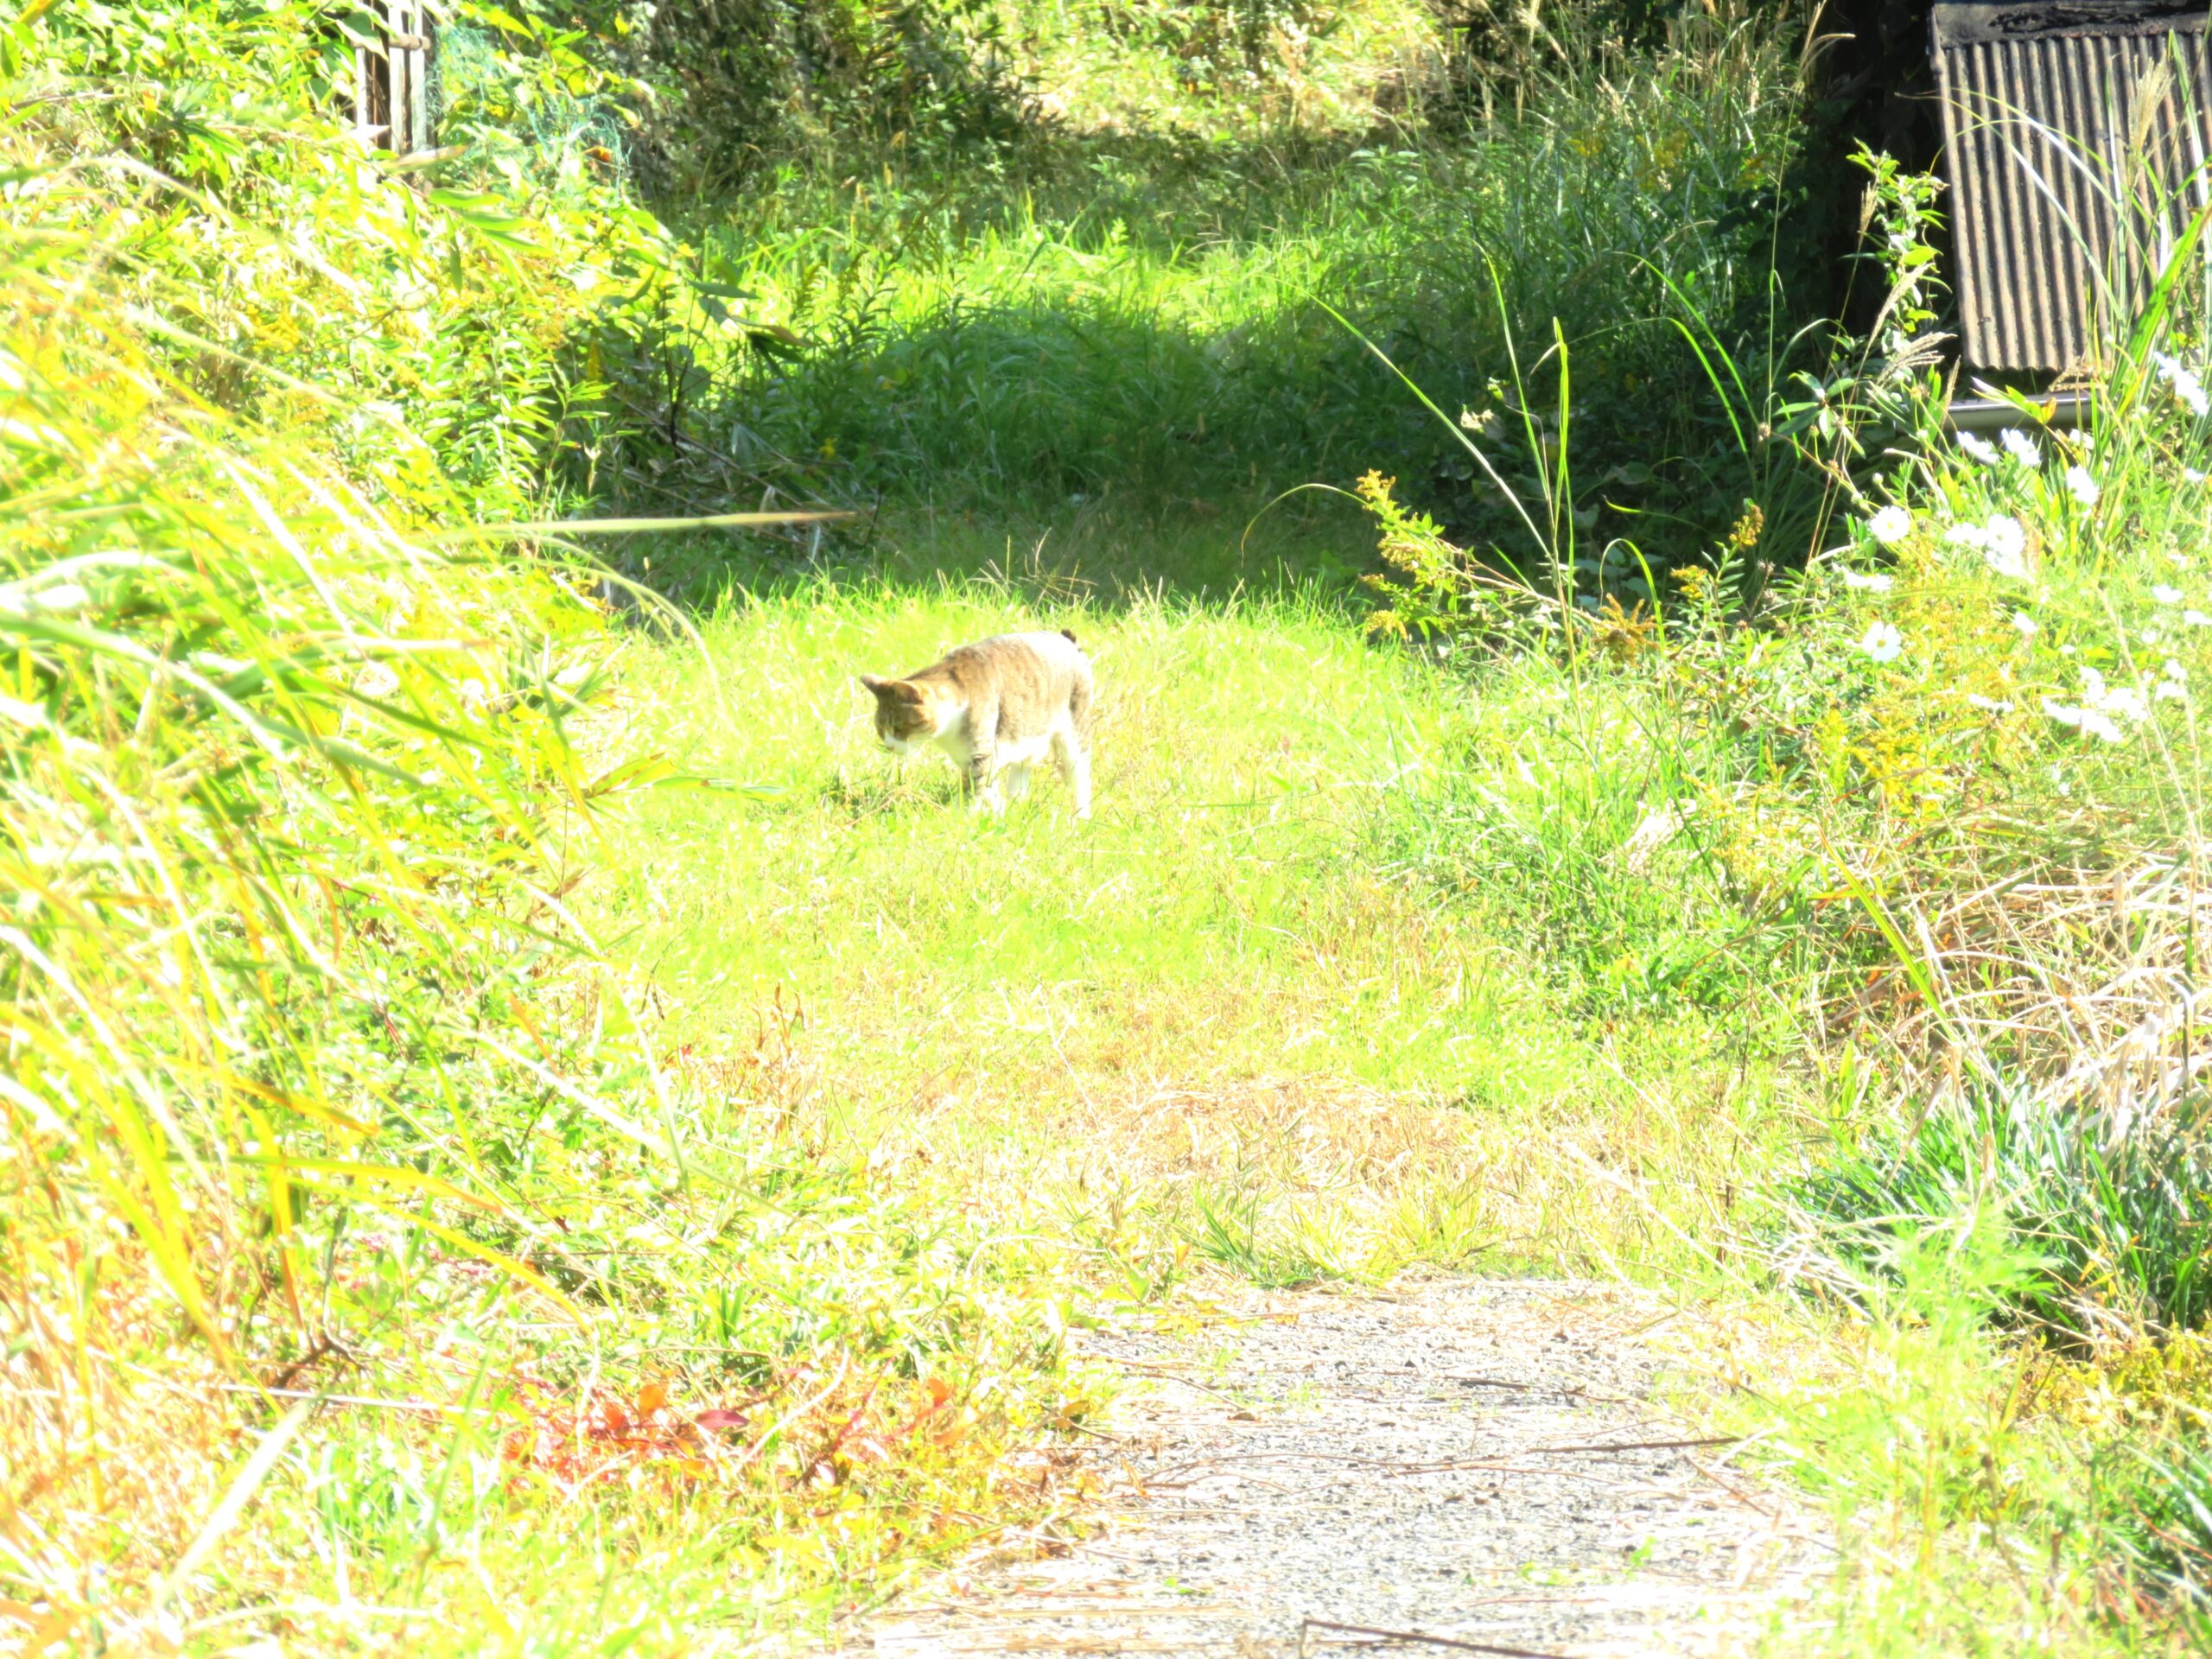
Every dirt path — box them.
[860,1281,1827,1658]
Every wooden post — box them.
[389,2,410,156]
[407,4,432,155]
[352,1,435,156]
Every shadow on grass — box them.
[570,48,1837,611]
[574,283,1430,609]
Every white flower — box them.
[2050,664,2161,734]
[2045,697,2126,742]
[1957,513,2031,579]
[2155,351,2210,418]
[2188,609,2212,627]
[2144,628,2164,645]
[2065,464,2101,506]
[2152,584,2184,605]
[2157,678,2190,702]
[2012,611,2040,637]
[353,662,402,700]
[1950,514,2028,575]
[2163,657,2187,683]
[1859,621,1905,664]
[1843,570,1894,592]
[2190,468,2209,485]
[2001,427,2042,467]
[1957,431,2001,466]
[1967,693,2014,713]
[1867,505,1914,547]
[2102,685,2152,723]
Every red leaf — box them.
[694,1408,749,1431]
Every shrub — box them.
[1789,1081,2212,1341]
[0,9,1075,1643]
[2094,1433,2212,1630]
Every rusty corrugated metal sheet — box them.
[1932,1,2212,374]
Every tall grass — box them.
[1302,94,2212,1637]
[1,10,1081,1649]
[569,14,1815,597]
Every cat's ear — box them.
[859,673,892,696]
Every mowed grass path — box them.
[587,586,1767,1281]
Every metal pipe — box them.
[1944,391,2094,430]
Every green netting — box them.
[435,22,633,185]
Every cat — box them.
[861,629,1093,818]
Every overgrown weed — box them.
[573,10,1820,596]
[0,9,1082,1651]
[1332,124,2212,1647]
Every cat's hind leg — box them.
[1052,727,1091,821]
[1002,764,1033,802]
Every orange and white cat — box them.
[861,630,1093,818]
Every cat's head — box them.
[860,674,949,753]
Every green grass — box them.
[598,587,1477,1085]
[583,580,1793,1290]
[582,21,1818,595]
[17,0,2212,1653]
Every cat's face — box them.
[860,675,942,753]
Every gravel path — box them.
[861,1280,1827,1659]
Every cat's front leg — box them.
[964,743,1005,815]
[960,702,1005,816]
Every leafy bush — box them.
[598,0,1030,193]
[2095,1433,2212,1630]
[0,6,1077,1644]
[1351,119,2212,1346]
[1791,1082,2212,1340]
